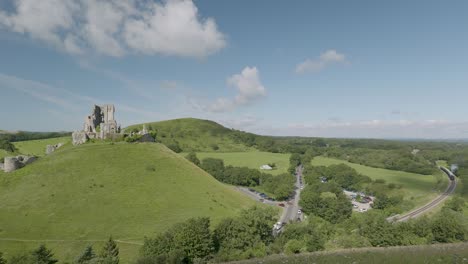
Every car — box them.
[298,209,302,214]
[248,188,255,192]
[273,221,284,230]
[278,203,285,207]
[259,198,265,202]
[353,204,358,208]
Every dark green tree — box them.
[201,158,225,179]
[76,245,96,264]
[185,152,200,166]
[0,252,6,264]
[99,237,119,264]
[32,244,58,264]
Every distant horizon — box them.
[1,0,467,138]
[3,116,468,142]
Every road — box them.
[279,165,304,223]
[393,166,457,222]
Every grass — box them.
[196,151,291,176]
[125,118,254,152]
[0,142,256,262]
[230,242,468,264]
[311,156,448,209]
[12,136,71,157]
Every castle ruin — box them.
[72,104,120,145]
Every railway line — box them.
[394,167,457,222]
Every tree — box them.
[172,217,214,261]
[431,210,466,243]
[201,158,225,180]
[32,244,58,264]
[0,252,6,264]
[76,245,96,264]
[99,237,119,264]
[185,152,200,166]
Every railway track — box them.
[394,167,457,222]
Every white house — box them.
[260,165,273,170]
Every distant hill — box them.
[126,118,256,152]
[0,142,255,262]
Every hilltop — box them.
[0,142,255,262]
[126,118,255,152]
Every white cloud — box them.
[295,49,347,74]
[0,0,226,58]
[207,66,267,112]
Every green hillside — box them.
[125,118,254,152]
[13,136,71,157]
[0,142,255,262]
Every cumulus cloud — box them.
[295,49,347,74]
[207,66,266,112]
[0,0,226,58]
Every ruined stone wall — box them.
[4,157,22,172]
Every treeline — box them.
[0,131,71,142]
[0,237,119,264]
[186,153,295,200]
[138,206,277,263]
[324,147,436,175]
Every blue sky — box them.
[0,0,467,138]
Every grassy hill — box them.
[125,118,254,152]
[0,142,256,262]
[311,156,448,210]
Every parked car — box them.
[298,209,302,214]
[278,203,285,207]
[273,222,285,230]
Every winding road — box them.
[392,166,457,222]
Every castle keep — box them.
[73,104,120,145]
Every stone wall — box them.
[72,131,88,145]
[46,143,64,155]
[4,157,22,172]
[2,155,37,173]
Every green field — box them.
[311,156,448,208]
[232,242,468,264]
[196,151,291,176]
[0,142,256,262]
[12,136,71,157]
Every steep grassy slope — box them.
[0,142,255,262]
[13,136,71,157]
[311,156,448,209]
[126,118,253,152]
[196,151,291,176]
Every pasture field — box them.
[13,136,71,157]
[311,156,448,209]
[196,151,291,176]
[0,142,255,262]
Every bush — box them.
[284,239,305,254]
